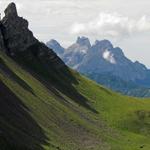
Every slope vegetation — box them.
[0,50,150,150]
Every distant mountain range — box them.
[46,37,150,97]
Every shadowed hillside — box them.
[0,81,48,150]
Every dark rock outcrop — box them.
[0,25,6,51]
[1,2,37,55]
[4,2,18,17]
[0,2,65,68]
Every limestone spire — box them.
[4,2,18,18]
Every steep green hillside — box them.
[0,50,150,150]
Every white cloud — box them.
[71,12,150,39]
[103,49,116,64]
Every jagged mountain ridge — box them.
[63,37,91,69]
[47,37,150,97]
[47,37,149,82]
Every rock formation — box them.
[0,24,6,51]
[0,2,65,68]
[62,37,91,69]
[48,37,149,82]
[76,36,91,49]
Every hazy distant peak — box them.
[46,39,65,56]
[47,39,61,47]
[134,61,147,70]
[94,40,113,48]
[76,36,91,48]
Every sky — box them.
[0,0,150,68]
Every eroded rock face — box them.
[61,37,91,69]
[0,25,6,51]
[4,2,18,18]
[1,2,37,55]
[0,2,65,68]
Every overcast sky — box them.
[0,0,150,68]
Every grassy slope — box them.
[0,50,150,150]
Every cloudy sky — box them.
[0,0,150,68]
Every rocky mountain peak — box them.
[48,39,60,45]
[134,61,147,70]
[1,2,37,55]
[76,36,91,48]
[48,37,150,82]
[94,40,113,49]
[4,2,18,18]
[92,40,125,58]
[46,39,65,56]
[0,3,65,68]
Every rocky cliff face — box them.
[0,2,65,68]
[77,40,147,81]
[1,3,37,55]
[0,25,6,52]
[61,36,91,68]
